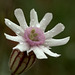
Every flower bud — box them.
[9,50,36,75]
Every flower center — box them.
[29,29,38,41]
[24,27,45,46]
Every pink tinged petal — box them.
[5,19,24,35]
[45,23,65,39]
[30,9,38,27]
[14,8,28,30]
[4,33,24,42]
[32,46,48,59]
[40,46,60,57]
[13,43,30,52]
[44,37,70,47]
[40,13,53,31]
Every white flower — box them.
[4,8,70,59]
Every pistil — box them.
[24,27,45,46]
[29,29,38,41]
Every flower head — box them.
[4,8,70,59]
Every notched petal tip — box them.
[57,23,65,31]
[5,18,9,23]
[30,8,38,27]
[5,19,13,26]
[4,33,16,42]
[64,36,70,44]
[14,8,28,29]
[14,8,22,13]
[53,53,61,57]
[13,45,24,52]
[31,8,35,11]
[40,13,53,31]
[32,47,48,59]
[4,33,7,37]
[5,19,11,26]
[40,46,61,58]
[30,8,36,13]
[14,8,23,17]
[30,9,36,16]
[13,42,30,52]
[44,13,53,22]
[4,33,7,38]
[46,13,53,19]
[45,36,70,47]
[44,23,66,39]
[36,54,48,59]
[30,8,37,17]
[5,18,7,21]
[38,56,48,59]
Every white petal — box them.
[40,13,53,31]
[40,46,60,57]
[44,23,65,39]
[4,33,24,42]
[5,19,24,35]
[13,42,30,52]
[30,9,38,27]
[27,49,33,55]
[32,46,47,59]
[14,8,28,30]
[44,37,70,46]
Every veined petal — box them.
[5,19,24,35]
[14,8,28,30]
[40,46,60,57]
[32,46,47,59]
[4,33,24,42]
[40,13,53,31]
[44,23,65,39]
[13,42,30,52]
[30,9,38,27]
[44,37,70,46]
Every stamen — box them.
[33,33,38,37]
[31,29,35,33]
[29,29,38,41]
[29,34,34,40]
[24,27,45,46]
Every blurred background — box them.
[0,0,75,75]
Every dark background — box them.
[0,0,75,75]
